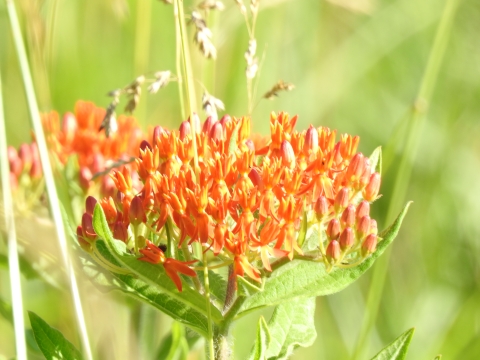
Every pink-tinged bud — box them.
[359,159,372,188]
[139,140,152,155]
[116,191,125,204]
[29,159,42,179]
[346,153,364,183]
[91,153,105,174]
[245,139,255,152]
[356,215,371,240]
[81,213,96,241]
[363,173,381,201]
[326,240,341,262]
[188,113,201,134]
[362,234,377,256]
[280,140,295,169]
[8,146,23,177]
[77,225,91,251]
[369,219,378,235]
[314,196,329,221]
[79,167,93,190]
[9,172,18,191]
[248,168,263,190]
[326,218,341,240]
[100,197,117,224]
[356,201,370,221]
[339,227,354,250]
[304,125,319,155]
[334,187,350,213]
[30,143,40,164]
[18,144,33,172]
[129,196,146,225]
[113,221,128,242]
[209,122,225,141]
[340,204,355,227]
[101,175,116,198]
[179,121,191,140]
[85,196,98,215]
[219,114,231,127]
[62,112,77,144]
[152,125,166,147]
[202,116,216,134]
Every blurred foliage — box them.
[1,0,480,359]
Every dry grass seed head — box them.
[148,71,172,94]
[263,80,295,100]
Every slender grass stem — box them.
[0,66,27,360]
[203,252,215,360]
[351,0,460,358]
[6,1,93,358]
[174,5,186,120]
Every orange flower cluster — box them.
[78,112,381,291]
[42,101,144,196]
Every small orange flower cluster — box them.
[77,112,381,292]
[42,100,144,196]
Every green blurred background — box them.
[1,0,480,358]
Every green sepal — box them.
[247,316,271,360]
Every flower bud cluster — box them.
[78,111,382,291]
[7,143,42,191]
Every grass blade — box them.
[5,1,93,358]
[0,61,27,360]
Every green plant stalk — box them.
[174,5,186,120]
[351,0,460,358]
[0,66,27,360]
[5,1,93,359]
[203,252,215,360]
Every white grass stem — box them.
[5,0,93,358]
[0,64,27,360]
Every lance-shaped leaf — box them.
[369,146,382,174]
[265,297,316,360]
[238,202,411,316]
[92,205,223,325]
[28,311,82,360]
[370,328,415,360]
[247,316,271,360]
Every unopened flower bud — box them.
[81,213,96,241]
[314,195,329,221]
[362,234,377,256]
[363,173,381,201]
[113,221,128,242]
[346,153,364,183]
[79,167,93,190]
[248,168,263,190]
[189,113,201,134]
[18,144,32,172]
[356,215,371,240]
[152,125,166,147]
[304,125,319,155]
[139,140,152,155]
[129,196,146,225]
[369,219,378,235]
[202,116,216,134]
[339,227,354,250]
[101,175,116,198]
[340,204,355,227]
[77,225,91,251]
[210,122,225,141]
[8,146,22,177]
[92,153,105,174]
[219,114,231,127]
[334,187,350,213]
[179,121,191,140]
[326,240,341,262]
[29,159,42,179]
[85,196,97,215]
[359,159,372,188]
[280,140,295,169]
[245,139,255,152]
[356,201,370,221]
[326,218,340,240]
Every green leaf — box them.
[369,146,382,174]
[0,253,41,280]
[28,311,82,360]
[238,202,411,316]
[370,328,415,360]
[247,316,271,360]
[265,297,317,360]
[92,205,223,325]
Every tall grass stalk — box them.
[5,0,93,358]
[352,0,460,358]
[0,67,27,360]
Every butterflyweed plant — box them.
[3,0,454,359]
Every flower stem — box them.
[6,1,93,358]
[203,252,215,359]
[351,0,460,358]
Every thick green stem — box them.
[351,0,460,358]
